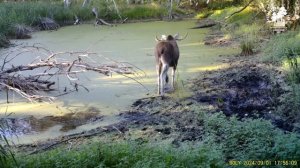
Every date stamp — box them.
[228,160,298,166]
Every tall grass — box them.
[0,123,17,167]
[10,141,224,168]
[121,5,166,20]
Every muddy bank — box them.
[190,55,297,131]
[191,57,284,116]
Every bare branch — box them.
[0,46,143,103]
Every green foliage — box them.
[195,9,214,19]
[240,35,255,56]
[207,0,236,10]
[0,125,17,167]
[262,21,300,141]
[9,141,224,168]
[216,8,262,55]
[208,6,259,25]
[286,56,300,83]
[202,112,300,161]
[264,32,300,62]
[121,5,166,20]
[276,84,300,125]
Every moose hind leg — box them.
[171,67,176,91]
[160,64,169,95]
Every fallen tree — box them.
[0,45,142,103]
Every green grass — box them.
[10,141,224,168]
[5,112,300,168]
[198,6,264,55]
[121,4,166,20]
[208,6,257,23]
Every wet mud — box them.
[190,56,296,131]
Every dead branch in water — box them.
[0,45,143,103]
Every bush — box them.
[240,36,255,56]
[202,112,300,161]
[264,32,300,62]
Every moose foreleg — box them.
[157,64,162,95]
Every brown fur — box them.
[155,35,180,95]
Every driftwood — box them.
[0,45,141,102]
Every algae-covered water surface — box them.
[0,20,239,144]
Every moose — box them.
[154,33,187,96]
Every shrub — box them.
[240,36,255,56]
[264,31,300,62]
[202,112,300,161]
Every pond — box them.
[0,20,239,144]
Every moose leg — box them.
[171,67,176,91]
[160,64,169,95]
[156,64,162,95]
